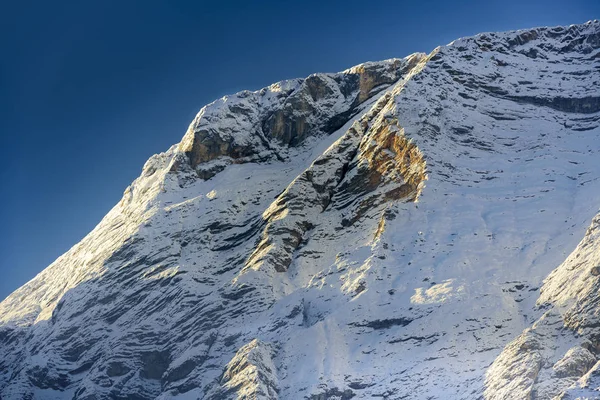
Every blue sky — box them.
[0,0,598,300]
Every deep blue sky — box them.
[1,0,598,301]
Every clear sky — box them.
[0,0,598,301]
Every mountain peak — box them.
[177,53,427,178]
[2,22,600,399]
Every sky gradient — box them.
[1,0,599,301]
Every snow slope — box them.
[1,20,599,400]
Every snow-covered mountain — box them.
[1,20,600,400]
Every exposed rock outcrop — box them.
[486,213,600,399]
[241,89,426,275]
[208,339,279,400]
[178,54,425,178]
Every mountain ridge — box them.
[1,20,600,399]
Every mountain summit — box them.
[1,21,600,399]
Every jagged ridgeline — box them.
[1,21,600,400]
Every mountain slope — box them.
[1,20,600,400]
[485,212,600,399]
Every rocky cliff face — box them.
[485,213,600,400]
[1,21,600,400]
